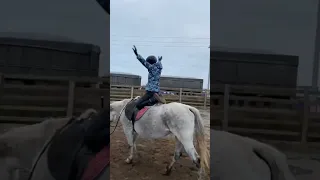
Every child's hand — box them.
[132,45,138,56]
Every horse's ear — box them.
[134,96,140,100]
[77,108,97,120]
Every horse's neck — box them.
[153,103,162,106]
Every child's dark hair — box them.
[146,55,157,64]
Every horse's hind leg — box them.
[176,135,200,168]
[164,137,183,175]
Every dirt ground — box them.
[110,108,320,180]
[271,142,320,180]
[110,109,210,180]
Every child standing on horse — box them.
[132,45,162,110]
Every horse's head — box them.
[110,99,131,122]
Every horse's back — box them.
[211,130,294,180]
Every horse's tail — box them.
[253,148,286,180]
[250,139,295,180]
[188,106,210,175]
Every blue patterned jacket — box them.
[137,54,162,92]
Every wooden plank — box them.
[0,105,65,112]
[229,85,296,95]
[110,92,132,96]
[0,116,45,123]
[180,101,205,106]
[228,127,300,136]
[229,107,297,115]
[109,94,131,99]
[180,95,207,100]
[76,87,110,94]
[228,118,300,126]
[5,74,108,83]
[1,95,66,101]
[4,84,68,91]
[230,95,297,104]
[307,132,320,139]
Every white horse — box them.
[0,109,110,180]
[110,98,210,176]
[211,129,296,180]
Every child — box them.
[132,45,162,110]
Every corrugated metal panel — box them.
[160,76,203,89]
[110,72,141,86]
[0,33,100,77]
[211,50,299,88]
[211,50,299,66]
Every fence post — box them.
[67,80,75,117]
[130,86,134,98]
[204,89,207,109]
[100,96,104,108]
[222,84,230,131]
[0,73,3,98]
[301,88,310,144]
[95,81,101,88]
[179,88,182,103]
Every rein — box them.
[110,99,133,135]
[27,117,76,180]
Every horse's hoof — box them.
[162,165,172,176]
[136,152,142,158]
[125,158,132,164]
[194,158,200,168]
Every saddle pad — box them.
[135,107,150,121]
[81,145,110,180]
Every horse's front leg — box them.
[124,129,138,164]
[125,145,134,164]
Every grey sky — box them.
[110,0,210,87]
